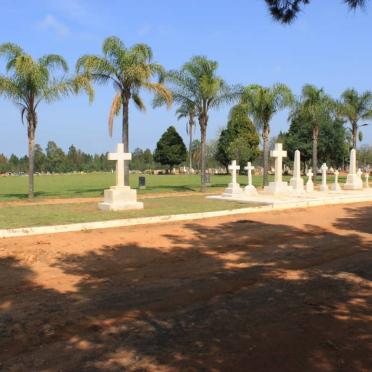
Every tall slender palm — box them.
[0,43,92,199]
[176,102,196,170]
[158,56,240,191]
[238,84,294,187]
[76,36,172,186]
[292,85,334,180]
[337,88,372,150]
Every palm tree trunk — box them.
[200,118,207,192]
[122,94,130,186]
[312,126,318,185]
[262,127,270,187]
[27,116,36,199]
[189,124,193,171]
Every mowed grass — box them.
[0,172,347,201]
[0,195,258,229]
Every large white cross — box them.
[108,143,131,188]
[244,162,255,186]
[228,160,240,184]
[271,143,287,183]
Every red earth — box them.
[0,202,371,371]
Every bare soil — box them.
[0,203,371,371]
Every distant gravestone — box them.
[344,149,363,190]
[223,160,243,197]
[319,163,328,192]
[289,150,304,193]
[306,168,314,192]
[244,162,257,195]
[331,169,341,192]
[139,176,146,189]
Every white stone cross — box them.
[271,143,287,183]
[320,163,328,192]
[357,168,363,179]
[228,160,240,185]
[331,169,341,192]
[306,168,314,192]
[244,162,255,187]
[108,143,131,188]
[334,169,339,182]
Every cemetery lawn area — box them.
[0,172,347,201]
[0,203,370,371]
[0,194,256,229]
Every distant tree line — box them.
[0,141,114,174]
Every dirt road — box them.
[0,203,371,371]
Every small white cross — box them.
[357,168,363,179]
[108,143,131,188]
[228,160,240,185]
[244,162,255,186]
[334,169,339,183]
[271,143,287,183]
[306,168,313,180]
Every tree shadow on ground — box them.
[333,205,372,236]
[0,215,371,371]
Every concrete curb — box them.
[0,194,371,238]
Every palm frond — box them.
[108,92,122,137]
[39,54,68,72]
[132,93,146,111]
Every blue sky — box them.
[1,0,372,156]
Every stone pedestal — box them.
[264,181,292,194]
[222,183,243,197]
[344,174,363,190]
[290,177,304,193]
[331,183,342,192]
[99,186,143,211]
[244,184,258,195]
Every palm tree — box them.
[76,36,172,186]
[238,84,294,187]
[0,43,92,199]
[158,56,240,191]
[292,85,334,180]
[176,102,196,170]
[265,0,368,24]
[337,88,372,150]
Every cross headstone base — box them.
[319,184,329,192]
[222,183,243,197]
[264,181,292,194]
[331,183,342,192]
[343,174,363,190]
[244,184,258,195]
[99,186,143,211]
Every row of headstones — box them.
[224,144,369,196]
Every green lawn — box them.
[0,172,347,201]
[0,195,260,229]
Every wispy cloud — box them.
[49,0,86,20]
[37,14,70,37]
[137,24,152,37]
